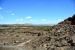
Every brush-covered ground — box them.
[0,24,75,50]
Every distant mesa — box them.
[58,14,75,25]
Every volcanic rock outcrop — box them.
[58,14,75,25]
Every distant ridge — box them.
[0,23,54,27]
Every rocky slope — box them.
[24,25,75,50]
[24,15,75,50]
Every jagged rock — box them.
[58,14,75,25]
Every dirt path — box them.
[0,38,36,50]
[17,39,32,47]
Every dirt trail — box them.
[0,39,32,50]
[17,39,32,47]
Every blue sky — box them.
[0,0,75,24]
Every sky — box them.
[0,0,75,24]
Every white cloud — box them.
[11,13,15,15]
[0,7,3,10]
[57,19,63,21]
[16,18,24,22]
[55,18,64,24]
[41,19,47,21]
[26,16,32,19]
